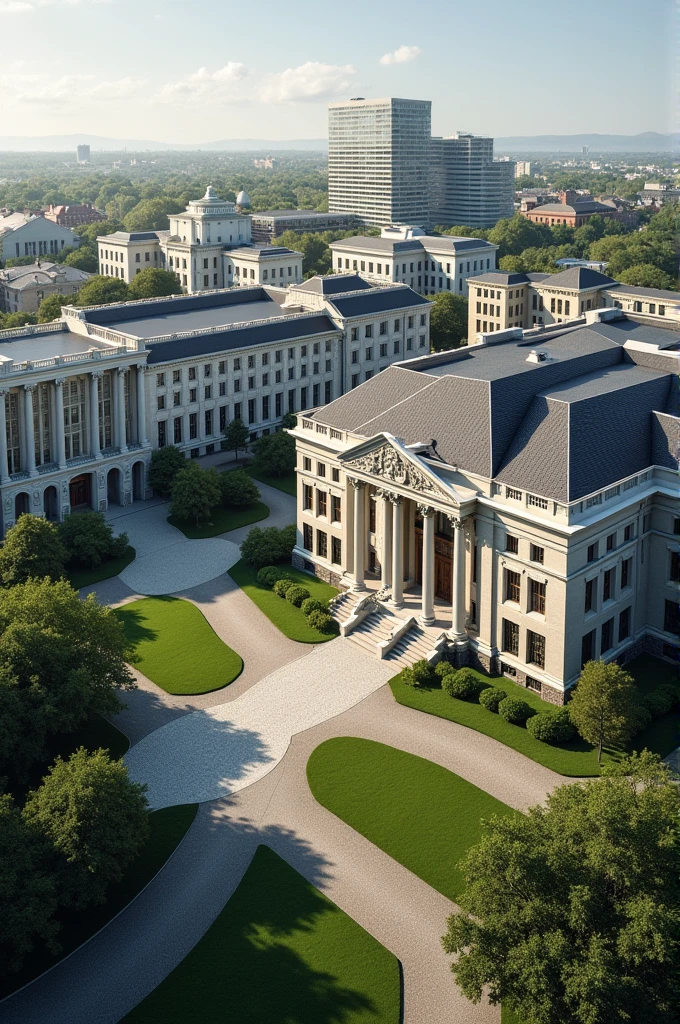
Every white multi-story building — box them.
[291,307,680,701]
[97,187,303,294]
[328,97,432,227]
[0,275,430,535]
[0,261,91,314]
[0,211,80,261]
[330,225,498,296]
[430,133,515,228]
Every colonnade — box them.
[0,364,148,485]
[348,477,468,640]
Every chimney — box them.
[558,189,577,206]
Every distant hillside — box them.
[0,134,327,153]
[495,132,676,154]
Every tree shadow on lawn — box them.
[127,806,393,1024]
[115,598,167,649]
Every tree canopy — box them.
[148,445,187,495]
[253,430,296,477]
[36,293,68,322]
[443,752,680,1024]
[223,418,250,460]
[427,292,468,350]
[0,515,67,587]
[568,660,641,761]
[127,268,180,300]
[170,463,222,525]
[74,275,129,307]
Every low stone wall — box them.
[292,552,344,588]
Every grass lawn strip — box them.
[307,737,516,903]
[245,467,296,496]
[229,559,338,643]
[168,501,269,539]
[0,803,198,1000]
[67,545,136,589]
[116,596,243,694]
[390,654,679,778]
[124,845,401,1024]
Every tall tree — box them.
[427,292,468,351]
[616,264,674,289]
[253,430,296,476]
[64,247,98,273]
[37,293,68,322]
[224,418,250,461]
[22,747,149,908]
[442,752,680,1024]
[170,463,221,526]
[127,268,180,300]
[75,276,129,307]
[568,660,641,762]
[148,445,186,496]
[0,514,67,587]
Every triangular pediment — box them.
[339,433,454,505]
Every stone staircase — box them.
[346,605,399,656]
[386,625,443,669]
[329,589,354,627]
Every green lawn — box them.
[229,560,339,643]
[124,844,401,1024]
[67,545,136,589]
[246,466,297,496]
[116,596,243,694]
[1,803,198,999]
[307,737,516,902]
[390,654,680,778]
[168,501,269,539]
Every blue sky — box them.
[0,0,674,142]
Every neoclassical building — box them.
[291,307,680,701]
[0,275,430,535]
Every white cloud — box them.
[257,61,356,104]
[1,70,147,105]
[156,63,248,105]
[1,0,113,10]
[379,44,422,66]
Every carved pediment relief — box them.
[344,443,450,502]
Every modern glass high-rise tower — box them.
[430,133,515,228]
[328,97,432,227]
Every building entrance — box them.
[69,474,91,510]
[415,529,452,602]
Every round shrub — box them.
[632,702,652,735]
[643,688,675,718]
[273,578,294,598]
[286,585,311,607]
[306,609,336,634]
[257,565,287,588]
[498,696,533,725]
[434,660,455,681]
[443,668,479,700]
[478,686,507,713]
[412,659,437,687]
[301,597,327,616]
[526,708,575,745]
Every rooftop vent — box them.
[526,348,549,364]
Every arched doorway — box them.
[43,485,58,522]
[14,492,30,519]
[69,474,92,511]
[107,467,122,506]
[132,461,145,502]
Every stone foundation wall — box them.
[292,552,344,588]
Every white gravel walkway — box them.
[124,638,395,808]
[110,500,241,595]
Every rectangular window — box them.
[621,557,632,589]
[173,370,181,383]
[581,628,596,666]
[219,382,226,397]
[303,484,313,511]
[204,385,212,400]
[530,544,544,564]
[204,409,212,436]
[189,413,197,440]
[527,630,545,668]
[188,367,196,381]
[600,617,614,654]
[156,372,165,387]
[324,380,332,404]
[365,324,373,338]
[603,567,615,602]
[331,536,342,565]
[530,579,546,614]
[670,550,680,583]
[317,462,326,477]
[317,490,327,517]
[587,543,598,563]
[303,456,311,472]
[624,524,634,542]
[502,619,519,656]
[157,395,165,410]
[248,399,255,424]
[303,523,313,552]
[606,533,616,551]
[219,406,227,432]
[585,577,596,613]
[275,392,282,418]
[204,364,212,377]
[189,388,197,403]
[505,570,521,603]
[505,535,519,554]
[618,607,631,643]
[331,495,341,523]
[157,420,166,448]
[664,599,679,635]
[316,530,328,558]
[262,395,269,421]
[173,417,182,444]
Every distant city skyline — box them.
[0,0,674,142]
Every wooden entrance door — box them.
[69,474,91,510]
[415,529,453,602]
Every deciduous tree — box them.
[568,660,640,762]
[170,463,221,526]
[75,276,129,307]
[0,514,67,586]
[127,268,180,300]
[427,292,468,350]
[253,430,296,476]
[37,293,67,322]
[148,445,186,495]
[223,418,250,461]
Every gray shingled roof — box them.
[540,267,616,290]
[606,282,680,302]
[296,275,373,295]
[329,287,430,317]
[532,201,613,215]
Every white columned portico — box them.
[23,385,37,477]
[349,476,366,591]
[390,495,404,609]
[450,517,467,642]
[54,378,66,470]
[115,368,128,452]
[136,365,148,445]
[378,489,393,588]
[0,390,9,485]
[89,372,102,460]
[419,504,435,626]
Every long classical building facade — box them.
[0,275,430,536]
[291,308,680,702]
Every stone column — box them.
[450,517,467,642]
[419,505,436,626]
[136,365,148,445]
[23,385,37,477]
[89,372,102,459]
[391,495,404,609]
[0,390,9,485]
[349,477,366,591]
[378,490,392,588]
[54,379,66,470]
[115,368,128,452]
